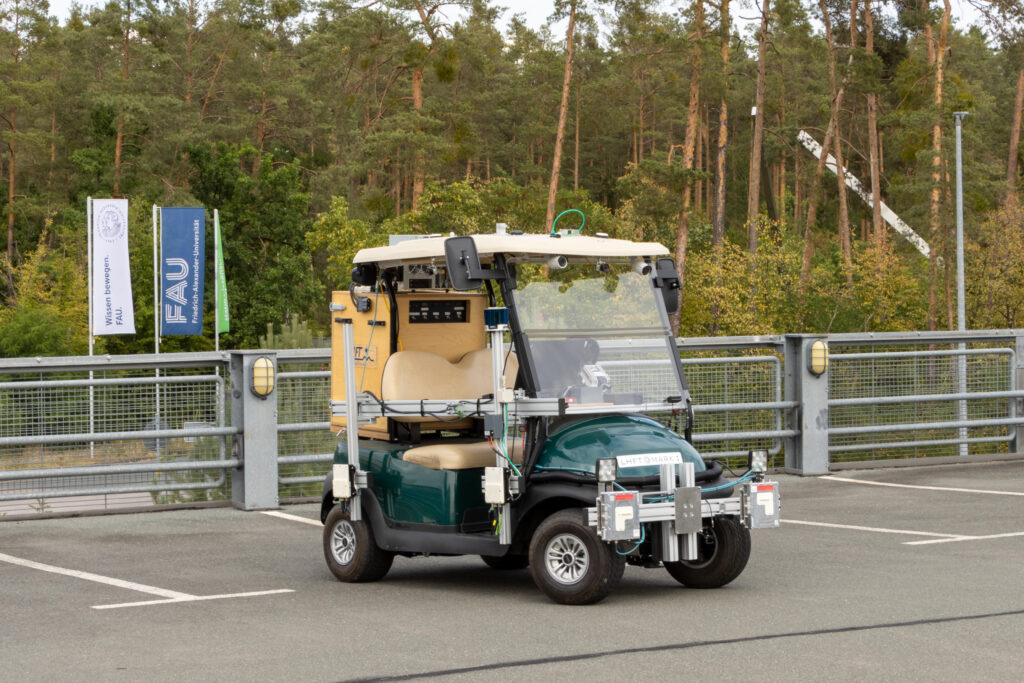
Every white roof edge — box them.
[353,233,669,265]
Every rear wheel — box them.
[664,516,750,589]
[481,554,529,570]
[529,508,625,605]
[323,505,394,582]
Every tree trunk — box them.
[411,65,425,210]
[712,0,730,247]
[864,0,884,243]
[925,0,952,331]
[6,110,14,275]
[746,0,770,251]
[545,3,576,232]
[671,0,705,333]
[114,0,132,197]
[833,0,858,283]
[574,76,580,191]
[1006,66,1024,204]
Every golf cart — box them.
[321,226,780,604]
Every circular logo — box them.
[97,205,126,242]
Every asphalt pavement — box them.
[2,461,1022,681]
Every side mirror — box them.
[444,236,483,291]
[654,257,681,314]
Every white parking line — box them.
[822,476,1024,497]
[0,551,192,600]
[92,589,295,610]
[782,519,962,539]
[903,532,1024,546]
[0,551,293,610]
[261,510,322,527]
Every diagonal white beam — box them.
[797,130,932,260]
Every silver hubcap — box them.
[331,519,357,566]
[544,533,590,585]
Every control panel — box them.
[408,300,468,324]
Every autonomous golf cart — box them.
[321,226,780,604]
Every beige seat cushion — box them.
[403,439,525,471]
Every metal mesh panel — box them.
[680,353,784,468]
[275,356,335,499]
[0,362,231,516]
[829,344,1015,463]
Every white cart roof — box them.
[353,233,669,266]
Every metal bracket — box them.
[329,302,347,312]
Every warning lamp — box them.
[250,356,276,399]
[807,339,829,377]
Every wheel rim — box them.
[330,519,357,566]
[543,533,590,585]
[682,525,719,569]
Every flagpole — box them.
[87,197,95,459]
[153,205,161,460]
[214,209,220,354]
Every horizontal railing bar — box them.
[830,390,1024,406]
[0,351,230,374]
[829,436,1012,453]
[0,426,239,447]
[831,348,1013,361]
[277,453,333,465]
[277,422,331,433]
[278,475,329,485]
[692,429,797,442]
[829,417,1024,436]
[694,401,795,412]
[0,459,242,481]
[277,371,330,380]
[675,335,787,350]
[0,374,221,391]
[0,477,228,502]
[826,329,1024,345]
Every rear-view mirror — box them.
[654,257,681,315]
[444,236,483,291]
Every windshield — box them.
[512,270,685,404]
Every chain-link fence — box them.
[828,340,1020,465]
[0,354,237,516]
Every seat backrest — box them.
[380,349,516,427]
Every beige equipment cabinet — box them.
[330,289,488,437]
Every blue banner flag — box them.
[160,207,205,336]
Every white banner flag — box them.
[91,199,136,335]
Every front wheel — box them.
[323,505,394,582]
[664,516,750,589]
[529,508,625,605]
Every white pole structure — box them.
[152,205,161,459]
[87,197,95,459]
[954,112,969,456]
[214,209,220,354]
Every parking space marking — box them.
[261,510,321,527]
[92,589,295,610]
[0,551,293,610]
[782,519,963,539]
[822,475,1024,497]
[904,531,1024,546]
[0,551,193,600]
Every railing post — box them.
[784,335,830,474]
[1015,336,1024,454]
[230,351,280,510]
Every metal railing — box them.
[2,330,1022,517]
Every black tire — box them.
[664,516,751,589]
[481,554,530,570]
[528,508,625,605]
[323,504,394,582]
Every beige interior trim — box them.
[403,439,525,471]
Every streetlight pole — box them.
[954,111,968,456]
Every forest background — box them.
[3,0,1024,356]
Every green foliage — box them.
[259,314,316,349]
[1,1,1022,357]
